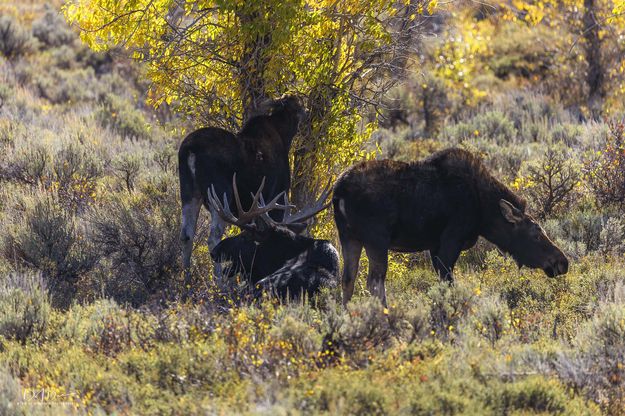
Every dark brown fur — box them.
[333,148,568,306]
[177,96,305,284]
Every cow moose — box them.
[207,175,339,300]
[178,95,306,283]
[333,148,569,306]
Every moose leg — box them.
[430,241,462,283]
[208,207,227,279]
[181,196,202,286]
[341,238,362,307]
[364,245,389,307]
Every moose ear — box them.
[499,199,523,224]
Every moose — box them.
[333,148,569,306]
[178,95,305,282]
[207,175,339,300]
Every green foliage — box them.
[428,281,475,341]
[4,195,96,307]
[443,110,517,144]
[0,15,32,60]
[487,377,569,414]
[97,93,151,140]
[90,189,181,304]
[560,299,625,412]
[586,121,625,210]
[472,294,511,346]
[32,6,75,48]
[516,145,582,218]
[0,272,50,345]
[0,368,23,416]
[489,23,558,81]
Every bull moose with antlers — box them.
[178,96,306,283]
[333,148,569,306]
[207,174,339,300]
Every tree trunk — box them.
[583,0,605,119]
[237,10,271,121]
[291,86,337,209]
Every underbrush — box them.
[2,258,622,414]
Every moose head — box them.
[207,174,335,289]
[493,199,569,277]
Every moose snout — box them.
[544,255,569,277]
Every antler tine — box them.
[248,176,266,211]
[258,192,295,225]
[207,184,242,226]
[231,173,246,217]
[282,180,333,225]
[258,192,293,211]
[223,173,293,226]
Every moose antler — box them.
[207,173,289,229]
[261,180,332,228]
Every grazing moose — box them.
[333,148,569,306]
[178,96,306,283]
[207,175,339,300]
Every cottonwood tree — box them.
[64,0,434,207]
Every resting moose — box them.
[207,175,339,300]
[333,148,569,306]
[178,96,305,282]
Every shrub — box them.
[90,191,181,304]
[492,91,573,130]
[50,45,77,69]
[487,377,568,414]
[4,195,96,307]
[515,145,581,218]
[545,209,603,254]
[270,315,318,358]
[2,143,49,185]
[585,120,625,210]
[0,368,23,416]
[443,110,517,144]
[298,371,389,415]
[472,295,511,346]
[0,16,32,60]
[97,93,151,140]
[51,143,102,210]
[72,300,133,357]
[2,141,102,210]
[0,272,50,345]
[338,298,396,351]
[35,67,97,104]
[428,281,475,341]
[112,154,142,193]
[31,6,75,48]
[550,123,583,146]
[556,302,625,414]
[416,73,450,136]
[403,299,431,343]
[599,217,625,257]
[489,23,556,82]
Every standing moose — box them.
[207,175,339,300]
[178,96,305,282]
[333,148,569,306]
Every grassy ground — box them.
[3,255,625,414]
